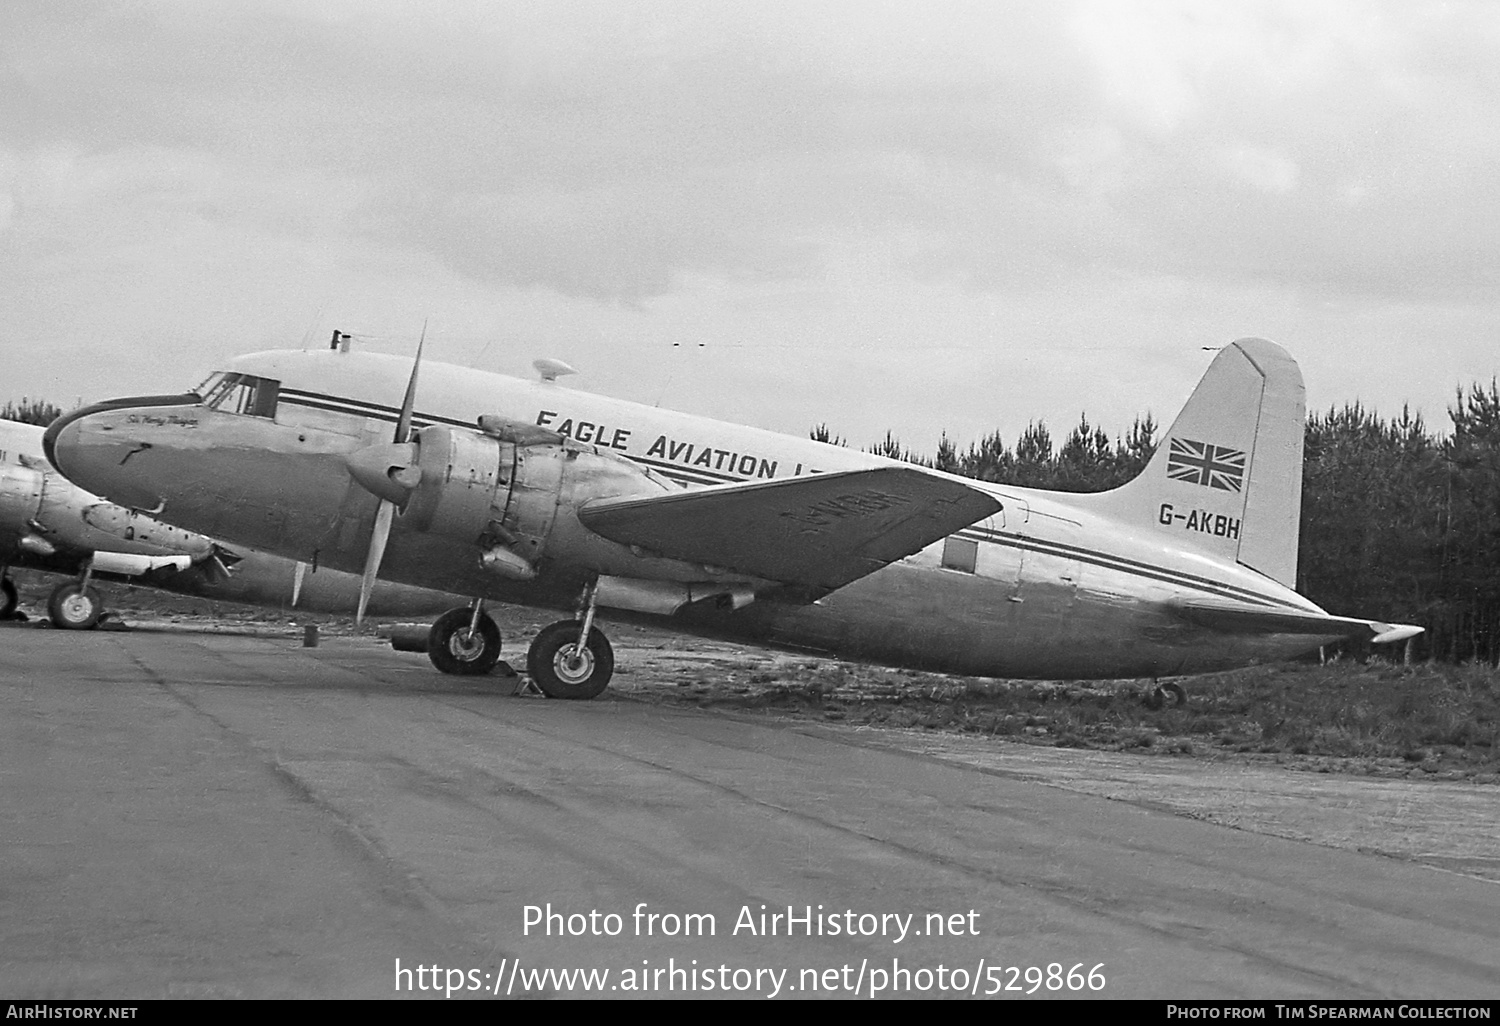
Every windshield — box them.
[200,372,281,418]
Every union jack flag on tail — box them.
[1166,437,1246,492]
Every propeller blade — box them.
[394,323,425,445]
[357,500,395,624]
[291,560,307,608]
[191,543,240,583]
[212,544,243,571]
[357,328,425,623]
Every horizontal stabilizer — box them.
[1172,601,1424,644]
[579,467,1002,592]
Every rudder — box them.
[1081,338,1306,587]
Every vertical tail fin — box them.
[1084,337,1306,587]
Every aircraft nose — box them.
[43,393,201,509]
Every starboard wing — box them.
[578,467,1003,593]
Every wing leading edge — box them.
[579,467,1003,593]
[1172,601,1423,645]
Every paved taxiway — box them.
[2,627,1498,999]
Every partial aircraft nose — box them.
[43,393,202,511]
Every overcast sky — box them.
[3,0,1497,455]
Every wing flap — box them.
[1172,600,1423,644]
[579,467,1002,591]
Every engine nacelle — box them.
[401,426,511,540]
[75,502,216,560]
[399,425,674,577]
[8,461,218,561]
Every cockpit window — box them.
[201,372,281,418]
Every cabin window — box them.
[201,373,281,418]
[941,536,978,573]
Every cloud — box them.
[0,1,1097,301]
[1,0,1498,437]
[1218,145,1299,195]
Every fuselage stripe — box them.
[967,532,1291,608]
[280,391,474,430]
[952,526,1290,608]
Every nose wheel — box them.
[427,606,502,675]
[527,620,615,700]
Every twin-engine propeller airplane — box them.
[1,418,457,627]
[43,335,1420,700]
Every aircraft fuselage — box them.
[43,347,1339,679]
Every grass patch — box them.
[687,659,1500,781]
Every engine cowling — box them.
[400,426,511,540]
[397,424,673,578]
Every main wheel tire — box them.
[1144,682,1188,710]
[1,578,17,619]
[527,620,615,700]
[426,607,502,676]
[48,583,103,630]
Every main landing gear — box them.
[1142,680,1188,710]
[425,583,616,699]
[2,564,108,628]
[427,601,503,676]
[527,619,615,701]
[48,560,104,630]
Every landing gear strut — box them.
[427,600,502,675]
[527,582,615,700]
[48,560,103,630]
[421,586,617,698]
[1,574,17,619]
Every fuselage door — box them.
[1011,505,1084,622]
[995,495,1030,602]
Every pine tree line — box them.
[838,413,1162,491]
[1299,384,1500,663]
[0,398,63,426]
